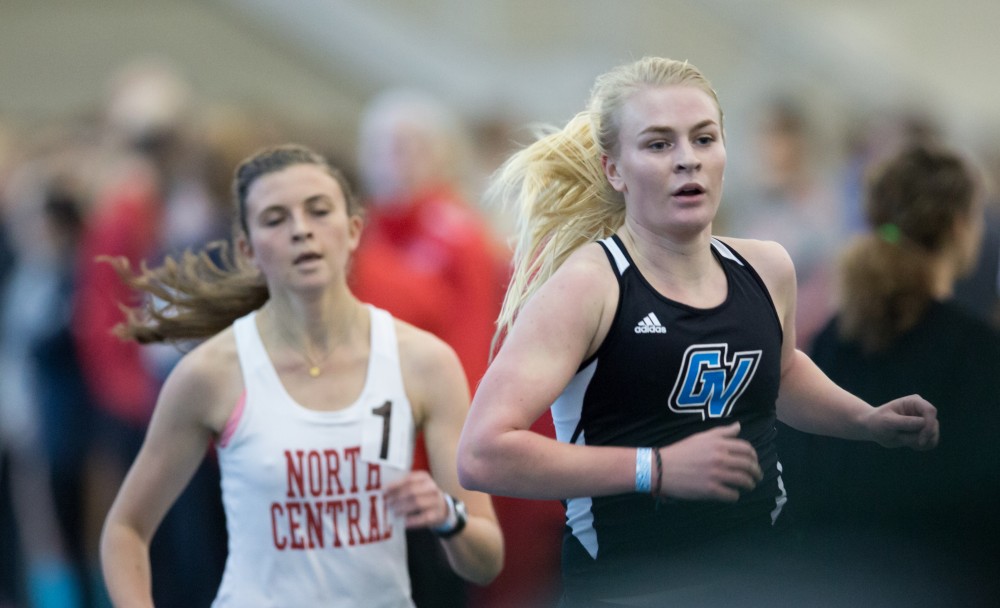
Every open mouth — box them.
[294,252,322,264]
[673,183,705,197]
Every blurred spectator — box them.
[70,58,233,607]
[778,144,1000,606]
[0,132,88,608]
[0,120,14,283]
[838,108,942,236]
[352,88,502,386]
[728,98,845,348]
[350,89,563,607]
[954,144,1000,327]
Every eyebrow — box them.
[638,119,719,136]
[263,194,330,210]
[257,193,332,217]
[303,194,332,205]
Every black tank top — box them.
[553,235,787,597]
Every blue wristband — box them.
[635,447,652,493]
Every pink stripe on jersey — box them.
[217,390,247,448]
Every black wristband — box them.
[653,447,663,497]
[433,495,467,539]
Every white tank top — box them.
[212,305,416,608]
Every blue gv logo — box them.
[669,344,760,419]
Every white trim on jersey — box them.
[565,431,598,560]
[772,461,788,524]
[600,236,631,276]
[551,359,600,559]
[710,238,744,266]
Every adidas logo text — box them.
[634,312,667,334]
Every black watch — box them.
[433,495,467,539]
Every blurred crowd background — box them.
[1,1,998,607]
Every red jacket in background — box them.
[72,182,161,428]
[351,186,505,389]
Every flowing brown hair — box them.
[108,144,360,344]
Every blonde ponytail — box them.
[490,112,624,351]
